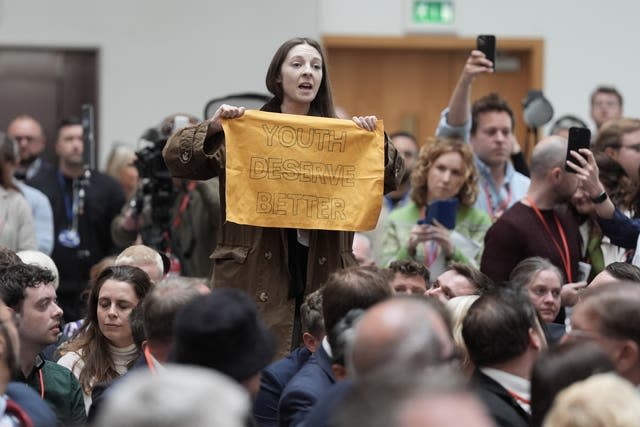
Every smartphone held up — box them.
[565,127,591,173]
[477,34,496,67]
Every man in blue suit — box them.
[254,288,325,427]
[277,266,393,427]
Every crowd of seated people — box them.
[2,35,640,427]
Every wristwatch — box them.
[590,191,608,204]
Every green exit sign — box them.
[412,1,455,25]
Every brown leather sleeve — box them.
[383,132,405,195]
[162,121,225,180]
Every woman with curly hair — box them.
[382,137,491,278]
[57,265,152,412]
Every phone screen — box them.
[477,35,496,66]
[565,127,591,172]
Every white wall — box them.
[0,0,637,165]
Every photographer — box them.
[111,114,221,277]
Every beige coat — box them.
[0,186,37,252]
[163,120,403,353]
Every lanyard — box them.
[508,389,530,405]
[172,181,197,229]
[484,182,511,220]
[527,197,573,282]
[418,206,439,266]
[38,369,45,399]
[144,346,157,375]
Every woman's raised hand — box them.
[352,115,378,131]
[207,104,246,136]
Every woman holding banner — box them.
[381,137,491,279]
[162,37,404,354]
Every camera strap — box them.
[172,181,197,229]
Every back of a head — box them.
[172,288,276,383]
[94,364,250,427]
[577,282,640,346]
[335,366,491,427]
[16,250,59,290]
[143,277,202,344]
[529,136,567,180]
[530,341,615,427]
[543,373,640,427]
[300,287,324,339]
[604,262,640,283]
[0,246,21,272]
[322,266,393,336]
[462,286,538,368]
[549,115,589,137]
[115,245,164,283]
[350,297,450,378]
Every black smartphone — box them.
[477,34,496,67]
[565,127,591,172]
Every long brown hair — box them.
[264,37,336,118]
[410,137,479,207]
[59,265,152,394]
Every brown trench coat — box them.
[162,119,404,354]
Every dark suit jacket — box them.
[278,345,335,427]
[304,380,352,427]
[254,347,312,427]
[470,370,530,427]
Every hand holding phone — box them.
[565,127,591,173]
[477,35,496,67]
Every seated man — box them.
[278,266,393,427]
[426,262,493,302]
[569,282,640,386]
[254,288,325,427]
[388,260,429,296]
[0,263,86,425]
[463,287,546,427]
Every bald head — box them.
[350,297,453,377]
[529,135,568,179]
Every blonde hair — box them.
[446,295,479,373]
[543,373,640,427]
[115,245,164,283]
[410,137,479,207]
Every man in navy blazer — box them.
[277,266,393,427]
[463,287,546,427]
[254,289,324,427]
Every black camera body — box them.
[132,128,176,249]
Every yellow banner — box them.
[222,110,384,231]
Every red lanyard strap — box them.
[144,346,157,375]
[527,197,573,282]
